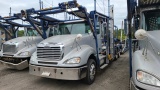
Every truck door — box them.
[88,21,103,53]
[97,22,103,53]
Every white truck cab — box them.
[0,27,55,70]
[29,20,109,84]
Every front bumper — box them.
[29,64,87,80]
[0,60,28,70]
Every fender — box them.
[58,45,96,67]
[30,51,37,64]
[132,50,160,89]
[13,45,37,58]
[30,45,97,67]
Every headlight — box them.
[137,70,160,86]
[18,51,30,56]
[64,57,81,64]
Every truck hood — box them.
[39,35,80,46]
[37,34,92,61]
[133,50,160,82]
[4,36,43,45]
[2,36,43,54]
[133,31,160,84]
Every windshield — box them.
[143,10,160,31]
[52,22,90,35]
[25,28,39,36]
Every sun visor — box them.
[139,0,160,7]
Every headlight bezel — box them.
[136,70,160,87]
[18,51,30,56]
[64,57,81,64]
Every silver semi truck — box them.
[129,0,160,90]
[0,27,44,70]
[27,0,117,84]
[29,20,110,84]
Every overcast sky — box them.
[0,0,127,28]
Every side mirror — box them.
[76,34,82,41]
[135,29,147,40]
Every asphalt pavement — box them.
[0,52,129,90]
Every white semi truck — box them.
[127,0,160,89]
[0,15,57,70]
[0,27,43,70]
[22,0,119,84]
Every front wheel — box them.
[118,52,120,58]
[114,53,118,60]
[84,59,96,85]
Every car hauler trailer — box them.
[0,14,44,70]
[114,25,123,57]
[21,0,119,84]
[0,15,22,42]
[127,0,160,89]
[0,21,12,50]
[121,19,129,54]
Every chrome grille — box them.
[37,47,61,60]
[3,44,17,53]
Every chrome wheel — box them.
[84,59,96,85]
[90,64,96,80]
[118,52,120,58]
[116,54,118,58]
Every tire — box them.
[114,52,118,60]
[114,49,117,60]
[84,59,96,85]
[118,52,120,58]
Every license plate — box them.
[41,72,51,76]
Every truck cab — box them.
[25,0,117,84]
[29,19,109,84]
[130,1,160,89]
[0,25,60,70]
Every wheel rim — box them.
[90,63,96,80]
[116,54,118,58]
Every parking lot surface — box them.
[0,52,129,90]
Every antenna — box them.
[121,21,123,42]
[108,0,110,16]
[9,7,12,16]
[94,0,96,11]
[42,1,44,9]
[39,0,41,9]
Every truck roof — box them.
[139,0,160,7]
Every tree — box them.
[18,30,24,37]
[114,29,126,40]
